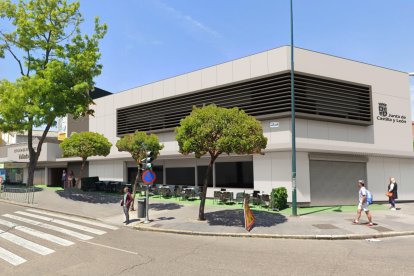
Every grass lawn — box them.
[142,194,389,215]
[35,184,64,191]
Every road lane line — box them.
[0,218,74,246]
[0,231,54,255]
[26,209,119,230]
[79,240,139,255]
[15,211,106,235]
[2,214,93,241]
[0,247,26,266]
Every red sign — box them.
[142,170,156,185]
[243,197,255,232]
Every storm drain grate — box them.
[312,224,339,229]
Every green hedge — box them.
[270,187,288,211]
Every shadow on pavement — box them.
[150,203,183,211]
[205,209,287,228]
[56,190,120,204]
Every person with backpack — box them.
[387,177,398,210]
[353,180,374,226]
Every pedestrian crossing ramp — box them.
[0,209,119,266]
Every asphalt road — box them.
[0,202,413,276]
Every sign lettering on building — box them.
[376,103,407,124]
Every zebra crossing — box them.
[0,208,119,266]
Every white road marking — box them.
[0,231,54,255]
[0,246,26,266]
[80,240,139,255]
[2,214,93,241]
[15,211,106,235]
[26,209,119,230]
[0,218,74,246]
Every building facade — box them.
[6,46,413,206]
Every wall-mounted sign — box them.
[376,103,407,124]
[270,122,279,128]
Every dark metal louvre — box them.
[117,72,372,136]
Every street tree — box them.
[116,131,164,210]
[175,105,267,221]
[0,0,107,186]
[60,132,112,188]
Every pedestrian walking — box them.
[0,176,3,192]
[61,169,67,189]
[120,187,133,224]
[387,177,398,210]
[353,180,374,226]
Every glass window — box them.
[197,166,213,187]
[166,167,195,186]
[215,162,253,188]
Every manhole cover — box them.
[312,224,338,229]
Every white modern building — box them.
[6,46,414,206]
[74,46,413,206]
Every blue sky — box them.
[2,0,414,116]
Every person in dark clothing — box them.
[387,177,398,210]
[120,187,133,224]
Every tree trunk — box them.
[198,156,217,221]
[78,158,87,189]
[130,162,141,211]
[26,120,53,187]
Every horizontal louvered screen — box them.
[117,72,371,136]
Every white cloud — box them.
[154,0,221,38]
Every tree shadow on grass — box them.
[150,203,183,211]
[204,209,287,228]
[56,189,120,204]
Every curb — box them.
[133,224,414,240]
[3,199,414,240]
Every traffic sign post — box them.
[141,170,157,224]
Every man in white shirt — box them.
[353,180,373,226]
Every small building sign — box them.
[270,122,279,128]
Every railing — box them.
[0,185,36,204]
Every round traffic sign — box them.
[142,170,156,185]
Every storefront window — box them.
[215,162,253,188]
[166,167,195,186]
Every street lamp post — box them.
[290,0,298,216]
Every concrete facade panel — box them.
[187,71,202,92]
[152,81,164,101]
[163,78,176,98]
[250,52,268,78]
[216,62,233,86]
[201,66,217,89]
[232,57,250,82]
[141,84,153,103]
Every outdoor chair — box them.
[213,191,221,204]
[174,186,183,199]
[251,190,261,206]
[181,189,195,201]
[261,194,270,210]
[220,191,232,204]
[235,192,245,204]
[160,187,171,198]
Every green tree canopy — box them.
[0,0,107,186]
[116,131,164,210]
[176,104,267,220]
[60,131,112,188]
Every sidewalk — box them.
[2,188,414,240]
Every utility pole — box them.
[290,0,298,216]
